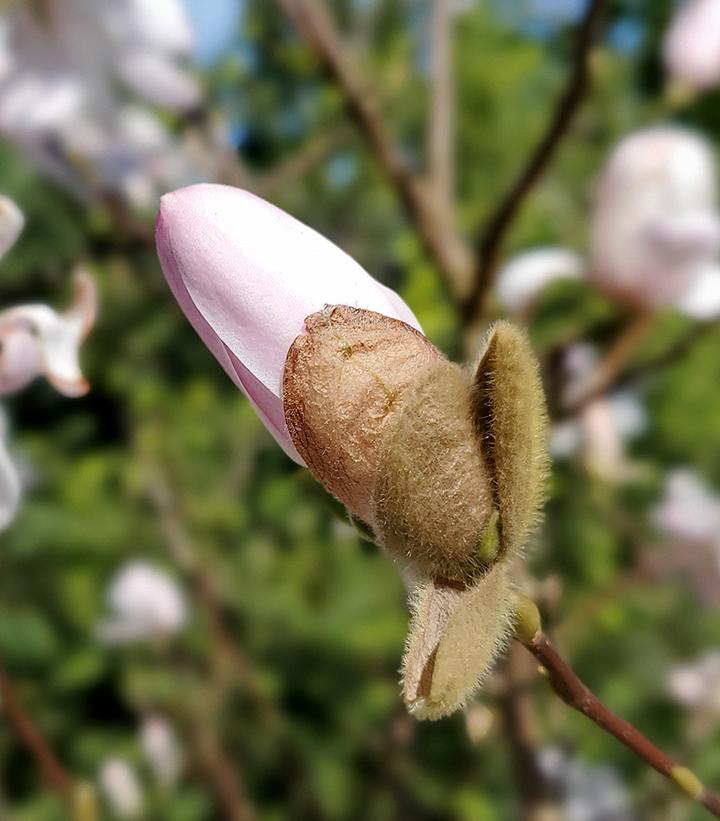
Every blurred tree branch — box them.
[462,0,608,325]
[428,0,455,219]
[516,602,720,818]
[276,0,472,303]
[0,664,72,805]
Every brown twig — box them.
[276,0,471,301]
[515,608,720,818]
[428,0,455,216]
[462,0,608,324]
[559,311,655,416]
[0,664,73,803]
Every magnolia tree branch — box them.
[428,0,455,216]
[0,664,72,804]
[560,311,655,415]
[462,0,608,324]
[514,599,720,818]
[276,0,471,302]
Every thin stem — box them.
[518,628,720,817]
[560,311,655,415]
[276,0,471,301]
[428,0,455,213]
[0,664,73,803]
[463,0,608,324]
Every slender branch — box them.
[0,664,72,803]
[559,311,655,416]
[462,0,608,324]
[514,600,720,818]
[276,0,471,301]
[428,0,455,214]
[557,320,715,420]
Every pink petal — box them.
[156,183,422,462]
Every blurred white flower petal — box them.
[140,715,183,787]
[653,469,720,544]
[667,652,720,717]
[0,408,20,532]
[0,194,24,260]
[0,0,205,205]
[664,0,720,92]
[98,561,187,644]
[538,747,633,821]
[98,758,143,819]
[676,264,720,320]
[552,346,646,481]
[115,50,200,112]
[590,127,720,309]
[0,268,96,397]
[495,246,583,316]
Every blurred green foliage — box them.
[2,1,720,819]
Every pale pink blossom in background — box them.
[156,184,423,463]
[495,246,583,316]
[538,747,633,821]
[653,469,720,545]
[0,0,207,207]
[98,561,187,643]
[550,345,647,481]
[675,263,720,320]
[664,0,720,92]
[590,127,720,310]
[140,715,183,787]
[98,757,143,819]
[667,652,720,718]
[0,194,24,260]
[0,408,20,532]
[0,268,97,397]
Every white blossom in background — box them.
[140,714,183,787]
[653,469,720,545]
[0,268,97,397]
[495,246,583,317]
[0,408,20,532]
[664,0,720,94]
[0,0,212,208]
[589,127,720,311]
[550,345,647,481]
[0,194,24,260]
[98,561,187,643]
[675,263,720,320]
[667,652,720,719]
[98,758,143,819]
[538,747,633,821]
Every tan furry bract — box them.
[471,321,549,559]
[373,359,497,584]
[401,564,515,720]
[283,305,442,523]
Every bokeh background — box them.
[2,1,720,819]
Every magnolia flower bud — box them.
[157,185,549,719]
[664,0,720,93]
[589,127,720,309]
[98,561,187,643]
[0,268,97,397]
[156,184,421,462]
